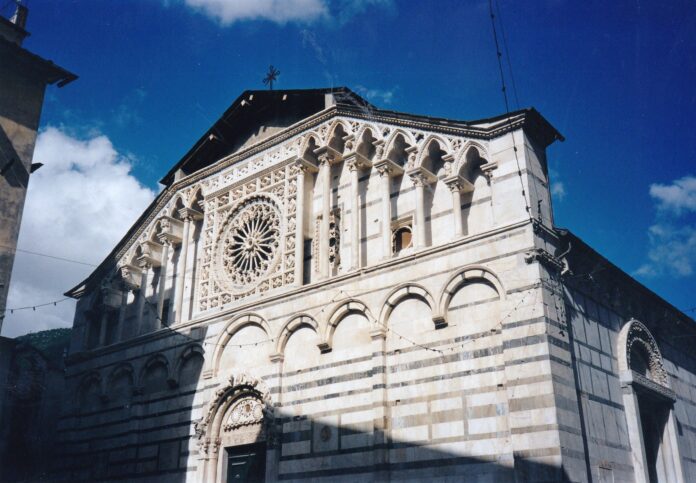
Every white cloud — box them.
[181,0,392,26]
[649,175,696,215]
[183,0,328,25]
[1,127,155,338]
[636,224,696,278]
[548,168,566,201]
[637,174,696,278]
[551,181,566,201]
[354,85,396,105]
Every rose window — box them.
[219,197,281,291]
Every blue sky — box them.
[3,0,695,336]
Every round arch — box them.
[76,370,103,409]
[618,319,669,387]
[137,353,171,389]
[275,313,320,356]
[211,313,270,376]
[438,265,505,325]
[172,343,205,386]
[378,283,437,330]
[194,373,274,483]
[324,299,373,349]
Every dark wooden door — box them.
[226,443,266,482]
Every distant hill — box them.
[15,328,71,365]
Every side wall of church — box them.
[564,284,696,482]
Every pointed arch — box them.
[354,124,379,161]
[326,119,350,154]
[383,128,415,166]
[188,186,204,210]
[378,283,436,330]
[415,134,451,171]
[211,313,270,376]
[106,363,135,404]
[298,132,321,161]
[170,195,186,219]
[275,313,320,356]
[454,141,490,178]
[438,265,505,324]
[324,299,373,348]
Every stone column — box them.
[448,180,463,238]
[294,167,306,285]
[319,155,331,278]
[174,217,191,324]
[136,263,150,331]
[156,241,171,330]
[117,288,128,342]
[348,159,361,269]
[378,166,392,260]
[98,310,108,347]
[412,174,427,248]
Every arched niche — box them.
[618,319,669,386]
[107,364,134,405]
[214,313,271,376]
[77,372,103,411]
[175,344,205,388]
[277,314,321,372]
[386,291,434,351]
[325,300,372,359]
[446,279,501,336]
[438,266,505,329]
[139,354,170,396]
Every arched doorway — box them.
[195,373,274,482]
[618,320,684,483]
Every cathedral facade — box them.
[58,88,696,482]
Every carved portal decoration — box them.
[194,373,274,455]
[219,196,281,291]
[619,319,669,387]
[224,396,265,431]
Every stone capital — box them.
[407,167,437,187]
[444,174,474,193]
[178,206,203,222]
[314,145,341,166]
[374,159,403,178]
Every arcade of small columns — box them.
[88,125,498,350]
[293,127,497,281]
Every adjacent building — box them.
[0,3,76,333]
[57,87,696,482]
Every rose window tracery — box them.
[217,197,282,292]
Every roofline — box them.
[66,102,563,298]
[559,228,695,325]
[159,86,371,186]
[0,36,77,87]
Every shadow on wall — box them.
[51,325,208,482]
